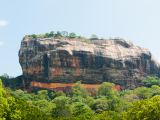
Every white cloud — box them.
[0,19,9,27]
[0,41,4,46]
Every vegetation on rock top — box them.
[24,31,124,40]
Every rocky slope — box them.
[19,37,159,91]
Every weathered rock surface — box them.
[19,37,159,91]
[29,81,120,96]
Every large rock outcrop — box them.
[19,37,159,91]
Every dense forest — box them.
[1,74,160,120]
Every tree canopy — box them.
[91,34,98,40]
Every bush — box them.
[49,31,54,37]
[61,31,68,37]
[90,34,98,40]
[31,34,37,38]
[120,89,133,96]
[142,76,160,87]
[56,31,62,37]
[45,33,50,38]
[69,32,76,38]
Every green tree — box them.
[72,103,88,117]
[70,81,91,98]
[93,110,116,120]
[97,82,116,97]
[45,33,50,38]
[0,79,43,120]
[91,96,109,113]
[120,89,133,97]
[52,99,71,118]
[36,90,50,100]
[134,86,151,99]
[69,32,76,38]
[142,76,160,87]
[31,34,37,38]
[91,34,98,40]
[49,91,56,100]
[55,91,66,97]
[49,31,54,37]
[0,74,19,90]
[61,31,68,37]
[56,31,62,37]
[122,95,160,120]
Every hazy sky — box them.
[0,0,160,77]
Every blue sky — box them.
[0,0,160,77]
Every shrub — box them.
[142,76,160,87]
[49,31,54,37]
[31,34,37,38]
[69,32,76,38]
[120,89,133,96]
[56,31,62,37]
[45,33,50,38]
[90,34,98,40]
[61,31,68,37]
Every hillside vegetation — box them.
[1,75,160,119]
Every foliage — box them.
[120,89,133,97]
[0,73,22,90]
[52,98,71,118]
[93,110,117,120]
[122,95,160,120]
[90,96,109,113]
[123,93,138,102]
[45,33,50,38]
[56,31,62,37]
[91,34,98,40]
[84,42,93,44]
[31,34,37,38]
[97,82,115,97]
[4,74,160,119]
[49,31,54,36]
[142,76,160,87]
[25,31,91,39]
[70,81,91,98]
[72,103,88,117]
[57,42,63,47]
[61,31,68,37]
[69,32,76,38]
[77,36,89,39]
[49,90,56,99]
[150,85,160,97]
[0,79,43,120]
[134,86,151,99]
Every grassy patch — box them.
[84,42,93,44]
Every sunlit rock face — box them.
[19,37,159,91]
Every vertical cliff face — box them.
[19,37,159,91]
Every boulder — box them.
[19,37,159,91]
